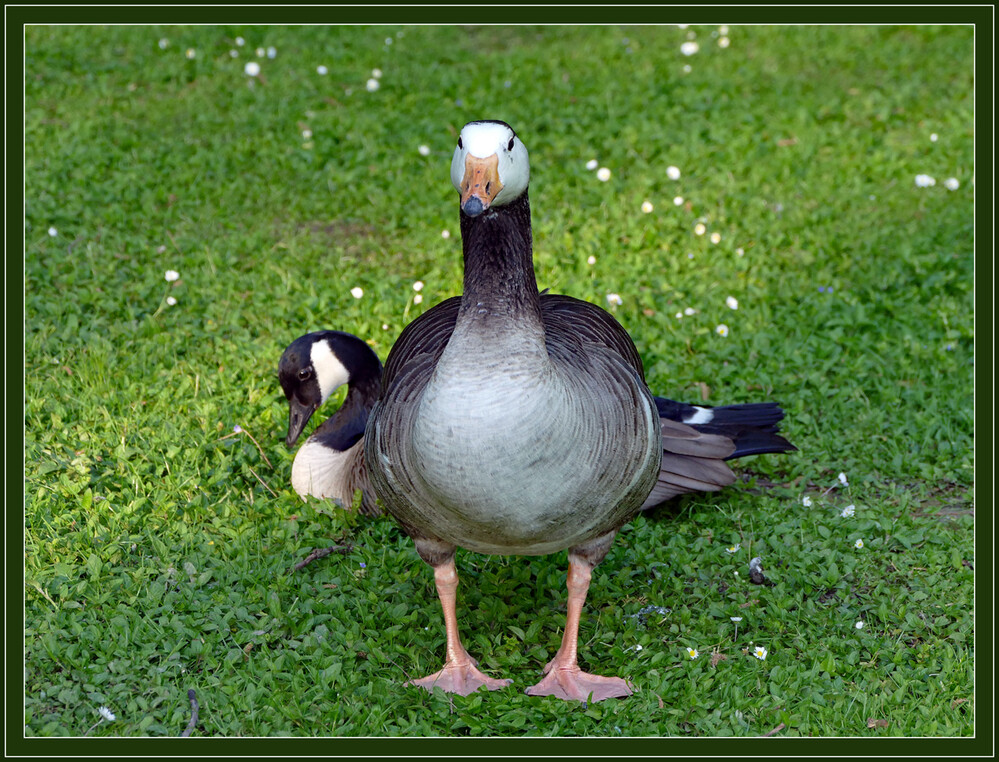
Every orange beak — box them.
[460,153,503,216]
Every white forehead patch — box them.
[462,122,514,158]
[311,339,350,405]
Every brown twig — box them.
[760,722,786,737]
[180,689,199,737]
[247,465,278,497]
[292,543,354,572]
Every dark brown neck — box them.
[457,192,542,327]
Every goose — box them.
[364,120,793,703]
[278,330,382,516]
[282,326,792,515]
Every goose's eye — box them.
[457,137,463,149]
[298,367,313,381]
[508,138,515,151]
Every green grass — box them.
[22,24,974,738]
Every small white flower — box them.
[694,222,706,235]
[673,196,684,206]
[350,287,364,299]
[736,247,745,256]
[684,307,696,316]
[855,621,865,629]
[719,25,729,35]
[726,544,740,554]
[687,647,699,659]
[255,47,265,58]
[715,324,729,337]
[914,174,936,188]
[98,706,116,722]
[47,226,58,237]
[413,280,424,292]
[944,177,960,191]
[413,294,423,305]
[802,495,812,507]
[838,472,849,486]
[441,229,451,239]
[371,68,382,78]
[666,165,681,180]
[730,616,742,622]
[710,232,722,244]
[235,36,245,46]
[229,50,239,58]
[683,64,693,74]
[930,133,938,142]
[418,144,431,156]
[267,47,277,59]
[681,41,700,56]
[185,48,196,59]
[675,312,684,319]
[385,37,393,45]
[302,129,312,139]
[635,644,643,651]
[366,78,380,92]
[158,38,169,50]
[244,62,260,77]
[586,159,599,170]
[753,646,768,661]
[164,270,179,282]
[726,296,739,310]
[166,296,177,306]
[854,538,864,549]
[587,255,597,265]
[382,324,389,330]
[317,65,329,75]
[840,504,856,518]
[606,293,623,307]
[641,201,654,214]
[597,167,612,182]
[719,36,731,48]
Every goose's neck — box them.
[313,368,382,452]
[457,192,543,331]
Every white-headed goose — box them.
[278,331,382,516]
[364,120,793,703]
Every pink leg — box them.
[407,558,512,696]
[525,553,633,702]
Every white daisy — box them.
[317,65,329,75]
[684,307,696,316]
[235,36,245,46]
[244,62,260,77]
[838,472,849,486]
[710,232,722,244]
[673,196,684,206]
[726,296,739,310]
[98,706,116,722]
[441,229,451,239]
[687,647,699,659]
[413,280,424,292]
[267,47,277,59]
[587,255,596,265]
[597,167,612,182]
[185,48,196,59]
[840,504,856,518]
[641,201,654,214]
[914,174,936,188]
[753,646,768,661]
[366,78,380,92]
[418,145,431,156]
[854,538,864,549]
[586,159,599,170]
[606,293,623,307]
[681,41,700,56]
[855,621,865,629]
[350,287,364,299]
[158,38,169,50]
[372,68,382,78]
[715,324,729,337]
[944,177,960,191]
[164,270,180,282]
[166,296,177,306]
[413,294,423,305]
[666,165,681,180]
[719,37,731,48]
[694,223,706,236]
[48,227,58,237]
[802,495,812,507]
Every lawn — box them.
[21,23,976,741]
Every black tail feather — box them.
[654,398,797,461]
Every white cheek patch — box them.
[683,406,715,425]
[311,340,350,405]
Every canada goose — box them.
[278,330,382,516]
[282,325,792,516]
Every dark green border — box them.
[9,3,993,758]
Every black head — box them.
[278,331,380,448]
